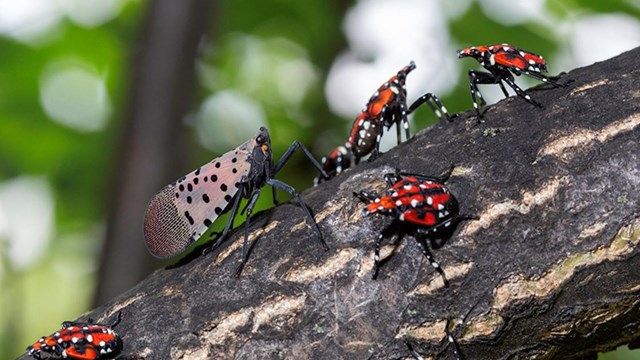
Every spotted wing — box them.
[143,140,254,258]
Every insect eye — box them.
[256,135,263,143]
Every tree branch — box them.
[21,47,640,360]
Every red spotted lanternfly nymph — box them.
[314,61,451,185]
[458,43,566,119]
[354,167,476,285]
[26,312,123,360]
[144,127,328,275]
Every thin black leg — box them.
[405,341,425,360]
[520,69,566,88]
[371,221,401,279]
[467,70,499,118]
[393,164,455,184]
[407,92,452,122]
[273,141,327,178]
[235,189,261,277]
[383,171,402,187]
[397,102,411,143]
[266,178,328,250]
[445,319,463,360]
[204,190,244,255]
[354,190,377,204]
[372,231,385,280]
[497,80,509,98]
[502,76,542,108]
[110,311,123,328]
[415,236,449,287]
[395,111,403,145]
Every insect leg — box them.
[235,189,262,277]
[502,76,542,108]
[406,320,463,360]
[273,141,328,179]
[204,191,244,254]
[415,236,449,287]
[395,107,404,145]
[521,70,566,88]
[497,79,509,98]
[372,231,385,280]
[445,319,463,360]
[407,92,452,121]
[468,70,505,119]
[383,171,403,187]
[467,70,492,118]
[395,164,455,184]
[399,103,411,143]
[353,190,377,204]
[371,221,403,279]
[266,178,328,251]
[405,341,425,360]
[109,311,122,328]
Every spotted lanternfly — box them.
[26,312,123,360]
[315,61,451,184]
[353,166,476,285]
[458,43,565,119]
[405,320,463,360]
[144,127,328,275]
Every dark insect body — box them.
[144,127,328,276]
[458,43,565,119]
[315,61,451,185]
[406,320,463,360]
[26,313,123,360]
[354,167,476,285]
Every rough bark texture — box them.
[21,48,640,360]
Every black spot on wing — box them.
[185,211,195,225]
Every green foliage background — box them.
[0,0,638,358]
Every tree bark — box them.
[22,47,640,360]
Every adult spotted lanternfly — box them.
[458,43,565,119]
[144,127,328,275]
[354,167,476,285]
[26,312,123,360]
[315,61,451,185]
